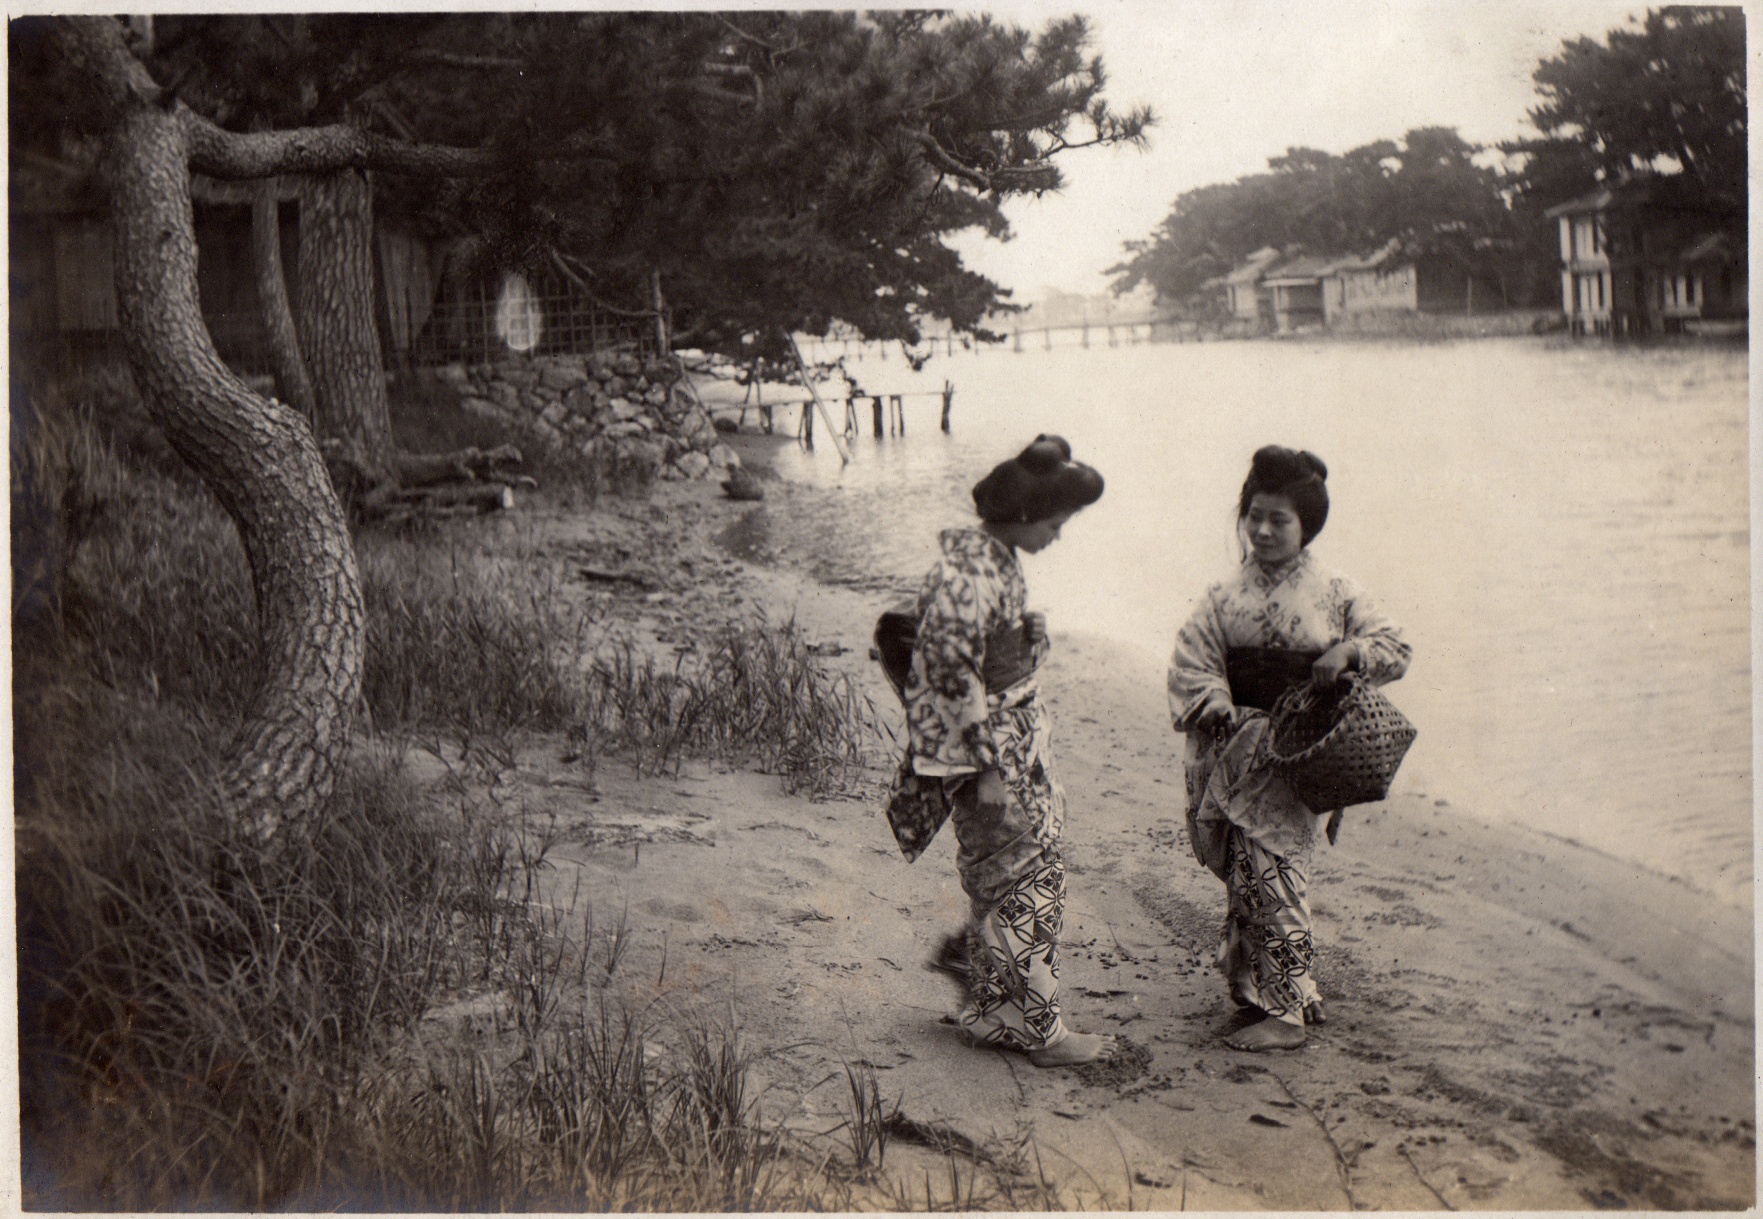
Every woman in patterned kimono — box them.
[884,435,1117,1067]
[1168,446,1411,1051]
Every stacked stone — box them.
[431,351,740,481]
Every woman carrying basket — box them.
[1168,446,1411,1051]
[882,435,1116,1067]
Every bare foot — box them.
[1029,1031,1118,1067]
[1224,1016,1306,1051]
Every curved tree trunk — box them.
[295,168,397,504]
[62,17,365,838]
[250,176,317,423]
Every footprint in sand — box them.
[643,898,704,923]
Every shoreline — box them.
[489,469,1755,1208]
[719,422,1751,915]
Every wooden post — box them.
[801,401,813,447]
[761,404,773,434]
[789,336,851,464]
[890,395,905,436]
[940,380,953,433]
[872,395,885,437]
[649,268,669,355]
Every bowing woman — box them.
[884,435,1117,1067]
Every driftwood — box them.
[323,438,526,524]
[356,480,515,525]
[579,566,658,590]
[394,443,523,488]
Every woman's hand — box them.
[1312,643,1358,688]
[1193,690,1237,736]
[973,769,1009,808]
[1021,611,1048,644]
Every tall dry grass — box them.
[15,394,888,1208]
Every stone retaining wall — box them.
[428,352,739,482]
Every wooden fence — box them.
[408,271,659,368]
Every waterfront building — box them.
[1545,178,1747,337]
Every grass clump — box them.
[18,712,452,1208]
[581,621,879,795]
[359,530,596,734]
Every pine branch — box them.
[914,131,992,189]
[185,114,510,179]
[399,48,526,71]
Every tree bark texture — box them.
[294,169,397,497]
[250,177,317,423]
[59,17,364,838]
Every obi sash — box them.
[875,606,1035,701]
[1226,646,1321,712]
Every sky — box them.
[947,0,1657,298]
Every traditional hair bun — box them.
[1240,445,1331,544]
[1249,445,1325,487]
[1019,434,1073,473]
[972,435,1104,524]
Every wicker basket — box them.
[1266,676,1417,810]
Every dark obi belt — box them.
[876,608,1035,700]
[1226,646,1321,712]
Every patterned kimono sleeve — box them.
[1340,578,1412,685]
[907,558,1000,777]
[1167,584,1233,733]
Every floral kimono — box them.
[885,527,1070,1052]
[1168,549,1410,1026]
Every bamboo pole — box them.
[789,336,852,465]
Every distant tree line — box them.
[1111,5,1744,313]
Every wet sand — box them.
[435,464,1754,1210]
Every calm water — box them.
[735,337,1752,907]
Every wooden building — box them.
[12,152,654,381]
[1259,254,1336,330]
[1219,246,1282,320]
[1322,241,1418,319]
[1219,241,1419,331]
[11,151,300,378]
[1546,178,1747,337]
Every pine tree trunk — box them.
[97,83,364,838]
[294,168,397,501]
[251,176,317,422]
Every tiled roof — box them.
[1260,255,1340,283]
[1324,239,1403,273]
[1543,175,1739,219]
[1221,246,1283,284]
[1679,232,1740,264]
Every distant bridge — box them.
[798,316,1220,364]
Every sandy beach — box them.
[407,443,1754,1211]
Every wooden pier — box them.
[798,316,1218,364]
